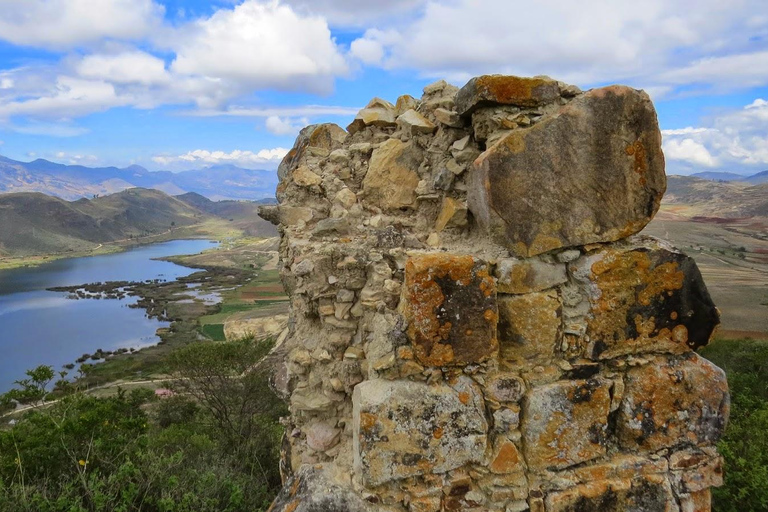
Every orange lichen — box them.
[625,140,648,185]
[360,413,377,432]
[403,254,498,367]
[458,392,470,405]
[587,249,690,358]
[474,75,557,108]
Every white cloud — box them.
[349,29,401,65]
[351,0,768,92]
[658,51,768,91]
[8,121,90,137]
[0,76,129,120]
[282,0,425,26]
[0,79,13,90]
[76,51,170,86]
[170,0,348,94]
[663,98,768,173]
[265,115,310,136]
[0,0,163,48]
[152,148,289,169]
[663,138,718,167]
[188,105,360,117]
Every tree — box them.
[166,338,286,490]
[2,366,56,407]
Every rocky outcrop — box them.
[262,74,728,512]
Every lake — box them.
[0,239,218,393]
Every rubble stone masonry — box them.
[262,74,729,512]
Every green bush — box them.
[700,338,768,512]
[0,338,286,512]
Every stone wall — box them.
[261,75,729,512]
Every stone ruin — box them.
[260,75,729,512]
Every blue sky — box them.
[0,0,767,175]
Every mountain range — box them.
[690,170,768,184]
[0,155,279,201]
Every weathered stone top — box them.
[263,74,727,512]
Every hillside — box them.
[0,188,275,258]
[664,175,768,218]
[175,192,278,237]
[0,156,278,201]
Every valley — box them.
[642,175,768,338]
[0,187,276,269]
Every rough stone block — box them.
[362,138,422,210]
[544,476,676,512]
[278,123,346,181]
[497,290,561,362]
[347,97,397,134]
[522,378,611,470]
[489,436,524,474]
[353,377,488,487]
[617,354,729,452]
[468,86,665,257]
[402,253,498,366]
[269,465,372,512]
[455,75,561,116]
[577,245,720,359]
[495,258,567,294]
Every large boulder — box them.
[468,85,666,257]
[455,75,561,116]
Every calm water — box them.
[0,240,218,392]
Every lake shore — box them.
[0,217,244,271]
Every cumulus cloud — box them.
[663,138,718,168]
[152,148,289,169]
[663,98,768,173]
[0,0,163,48]
[282,0,425,26]
[170,0,348,94]
[350,0,768,92]
[76,51,170,86]
[0,76,127,120]
[265,115,310,136]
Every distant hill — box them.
[665,175,768,218]
[691,170,768,185]
[175,192,277,237]
[0,156,278,201]
[0,188,275,257]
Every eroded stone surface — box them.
[544,476,677,512]
[455,75,561,116]
[402,253,498,366]
[352,377,488,487]
[468,86,665,257]
[575,244,720,359]
[618,354,729,452]
[269,465,372,512]
[362,139,422,210]
[522,378,611,470]
[498,290,561,362]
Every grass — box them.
[201,324,226,341]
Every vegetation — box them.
[700,337,768,512]
[0,337,286,512]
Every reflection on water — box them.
[0,240,217,392]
